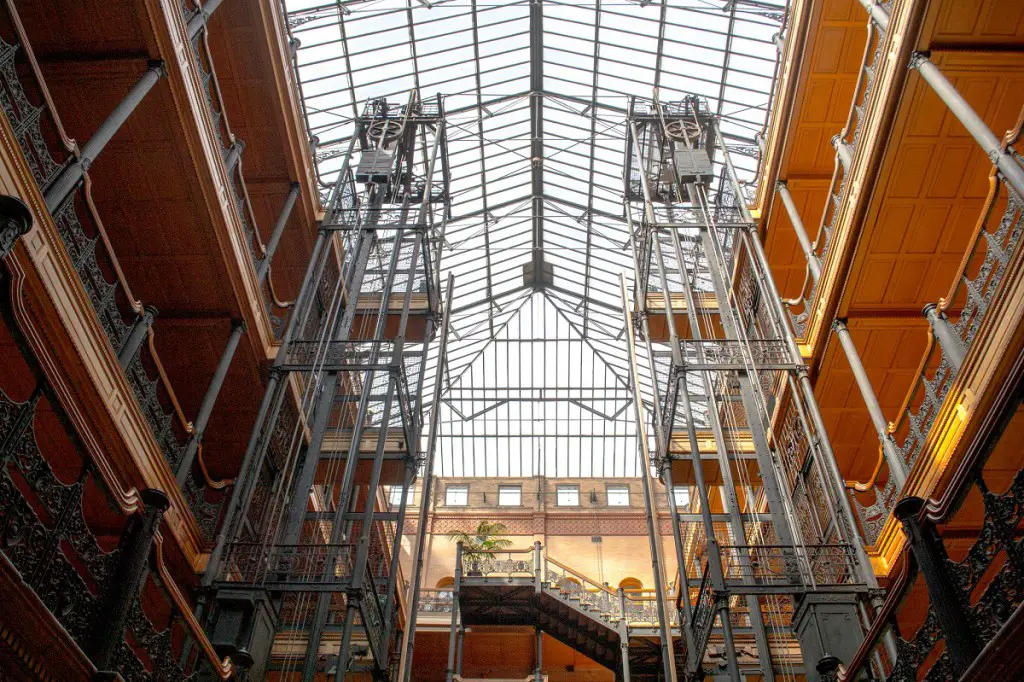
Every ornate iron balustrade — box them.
[215,541,356,588]
[182,1,291,338]
[839,468,1024,681]
[543,555,621,626]
[463,548,536,578]
[784,21,887,338]
[0,386,120,655]
[416,588,454,614]
[0,382,230,679]
[622,594,679,627]
[0,4,226,543]
[691,564,716,661]
[719,544,860,590]
[850,166,1024,546]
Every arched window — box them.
[618,577,643,594]
[436,576,455,589]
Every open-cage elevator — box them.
[624,93,877,680]
[199,93,451,681]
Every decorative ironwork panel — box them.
[0,388,119,654]
[124,350,186,472]
[0,38,68,191]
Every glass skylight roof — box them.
[285,0,785,477]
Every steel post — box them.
[832,319,909,489]
[855,0,890,32]
[92,489,169,669]
[620,275,676,682]
[534,626,543,680]
[177,319,246,485]
[894,497,981,674]
[445,543,464,682]
[832,134,852,170]
[381,458,416,648]
[617,588,631,682]
[223,138,245,174]
[45,62,166,213]
[186,0,227,39]
[256,182,301,285]
[911,53,1024,199]
[923,303,966,373]
[117,305,157,369]
[400,276,455,682]
[776,180,822,281]
[457,626,465,676]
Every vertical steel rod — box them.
[832,319,908,489]
[776,180,822,282]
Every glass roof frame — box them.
[284,0,785,477]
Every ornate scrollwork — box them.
[0,388,119,656]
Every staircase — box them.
[455,548,682,680]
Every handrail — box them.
[6,0,143,316]
[146,327,193,434]
[4,0,76,154]
[838,549,913,679]
[192,24,295,318]
[844,108,1024,542]
[544,554,617,596]
[195,441,233,489]
[153,533,234,679]
[784,18,882,332]
[83,175,143,313]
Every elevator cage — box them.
[201,94,451,680]
[625,96,717,204]
[625,94,871,679]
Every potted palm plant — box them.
[450,521,513,576]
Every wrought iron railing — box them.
[784,21,886,337]
[839,468,1024,681]
[416,587,454,614]
[0,381,231,679]
[182,0,292,337]
[848,157,1024,546]
[0,3,226,542]
[215,541,356,586]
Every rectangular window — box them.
[388,486,409,508]
[446,485,468,506]
[673,487,691,509]
[556,485,579,506]
[498,485,521,506]
[607,485,630,507]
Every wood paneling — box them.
[814,318,929,482]
[928,0,1024,48]
[846,54,1024,315]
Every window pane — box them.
[607,485,629,506]
[388,486,408,507]
[446,485,468,506]
[556,485,579,506]
[498,485,521,506]
[673,487,691,508]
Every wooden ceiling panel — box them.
[15,0,149,58]
[815,319,929,481]
[846,55,1024,315]
[929,0,1024,48]
[764,178,830,300]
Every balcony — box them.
[846,152,1024,558]
[0,1,229,556]
[0,304,234,678]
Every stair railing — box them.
[543,554,621,625]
